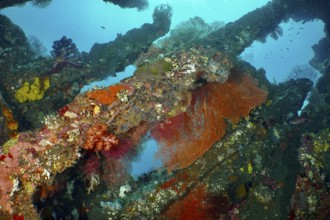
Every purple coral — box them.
[51,36,79,61]
[49,36,83,73]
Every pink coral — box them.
[83,124,119,151]
[0,139,42,215]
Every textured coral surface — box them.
[83,123,119,151]
[0,46,266,218]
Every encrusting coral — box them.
[86,84,128,105]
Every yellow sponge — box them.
[15,77,50,103]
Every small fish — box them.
[101,26,106,30]
[289,116,307,125]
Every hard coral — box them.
[83,124,119,151]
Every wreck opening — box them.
[240,19,325,84]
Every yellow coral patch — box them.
[15,77,50,103]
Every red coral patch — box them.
[152,71,267,170]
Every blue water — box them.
[2,0,272,52]
[240,19,324,83]
[80,65,136,93]
[131,138,162,179]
